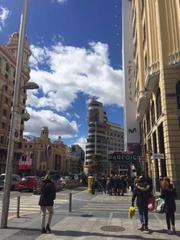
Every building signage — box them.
[151,153,164,159]
[109,152,139,162]
[122,0,140,148]
[18,153,32,171]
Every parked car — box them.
[0,173,21,190]
[15,176,41,192]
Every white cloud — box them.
[0,6,9,31]
[28,41,123,112]
[74,113,80,119]
[26,40,123,140]
[74,137,87,152]
[24,108,78,139]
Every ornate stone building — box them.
[130,0,180,193]
[21,127,67,176]
[21,127,84,176]
[0,33,31,173]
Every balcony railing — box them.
[145,61,160,92]
[22,110,30,121]
[136,90,150,121]
[169,50,180,66]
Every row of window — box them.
[143,81,180,135]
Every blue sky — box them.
[0,0,124,150]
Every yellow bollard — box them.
[88,176,93,193]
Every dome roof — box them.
[41,127,49,132]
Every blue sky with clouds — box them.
[0,0,124,150]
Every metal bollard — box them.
[69,192,72,212]
[16,195,20,218]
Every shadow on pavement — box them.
[150,228,180,237]
[8,227,170,240]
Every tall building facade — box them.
[84,99,124,175]
[0,33,31,173]
[130,0,180,193]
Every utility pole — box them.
[1,0,29,228]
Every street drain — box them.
[101,226,125,232]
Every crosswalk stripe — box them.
[80,200,131,212]
[0,195,69,217]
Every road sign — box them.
[151,153,164,159]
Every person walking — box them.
[160,177,177,234]
[131,176,151,233]
[39,174,56,234]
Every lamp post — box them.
[1,0,29,228]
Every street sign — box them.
[151,153,164,159]
[108,152,139,162]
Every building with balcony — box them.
[130,0,180,193]
[84,99,124,175]
[0,33,31,173]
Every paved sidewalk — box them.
[0,190,180,240]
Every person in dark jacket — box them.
[160,177,177,234]
[39,174,56,233]
[132,176,151,232]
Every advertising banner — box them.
[122,0,140,154]
[18,153,32,170]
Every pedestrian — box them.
[131,176,151,233]
[39,174,56,234]
[160,177,177,234]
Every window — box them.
[5,97,8,104]
[141,0,145,14]
[0,136,4,144]
[143,24,146,47]
[5,63,9,72]
[146,112,150,133]
[3,109,7,117]
[145,54,148,69]
[151,101,155,126]
[156,88,162,118]
[176,81,180,109]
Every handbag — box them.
[148,195,155,211]
[128,206,136,218]
[155,197,165,213]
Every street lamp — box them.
[1,0,30,228]
[23,81,39,90]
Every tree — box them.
[91,154,103,175]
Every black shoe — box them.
[143,227,149,233]
[41,228,46,234]
[138,224,144,231]
[46,224,51,233]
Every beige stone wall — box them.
[132,0,180,195]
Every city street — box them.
[0,188,180,239]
